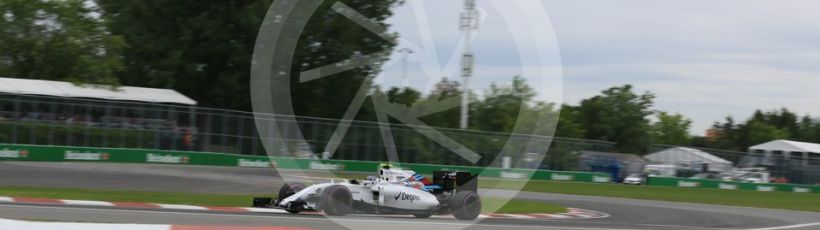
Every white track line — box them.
[498,214,537,219]
[155,204,208,210]
[243,207,290,213]
[61,200,114,206]
[0,218,169,230]
[0,197,12,202]
[0,218,307,230]
[747,222,820,230]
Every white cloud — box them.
[382,0,563,101]
[545,0,820,134]
[381,0,820,136]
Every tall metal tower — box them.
[459,0,479,129]
[398,48,413,88]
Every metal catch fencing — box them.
[0,94,615,168]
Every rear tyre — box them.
[413,213,433,218]
[450,191,481,220]
[319,185,352,216]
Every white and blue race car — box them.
[253,165,482,220]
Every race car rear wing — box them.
[432,171,477,193]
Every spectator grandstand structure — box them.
[0,77,197,151]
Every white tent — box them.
[0,77,196,105]
[645,147,733,172]
[749,140,820,154]
[749,140,820,166]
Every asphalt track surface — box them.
[1,162,819,230]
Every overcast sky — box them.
[377,0,820,135]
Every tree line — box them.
[2,0,818,155]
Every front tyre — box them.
[450,191,481,220]
[284,201,303,214]
[319,185,353,216]
[277,182,305,213]
[413,213,433,218]
[278,182,306,201]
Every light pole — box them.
[398,48,413,88]
[460,0,479,129]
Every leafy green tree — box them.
[706,116,742,150]
[523,102,584,170]
[98,0,273,110]
[704,108,816,151]
[98,0,401,112]
[471,76,537,133]
[289,0,401,118]
[0,0,123,85]
[417,78,465,129]
[746,120,789,145]
[575,85,655,154]
[797,116,820,142]
[385,87,421,107]
[555,104,584,138]
[649,112,692,145]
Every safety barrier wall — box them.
[0,143,611,184]
[646,176,820,193]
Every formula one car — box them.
[252,164,482,220]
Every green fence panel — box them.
[0,142,614,183]
[647,176,820,193]
[645,177,677,187]
[696,179,715,189]
[773,183,797,193]
[0,144,66,162]
[715,181,742,190]
[790,185,816,193]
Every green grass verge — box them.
[0,186,566,214]
[317,171,820,212]
[483,178,820,212]
[0,186,265,207]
